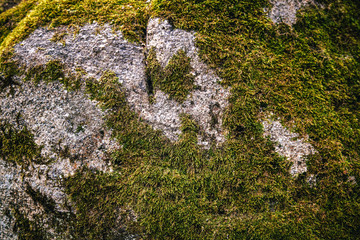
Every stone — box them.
[262,115,316,175]
[267,0,314,25]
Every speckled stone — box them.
[267,0,314,25]
[262,116,317,175]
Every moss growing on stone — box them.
[0,49,19,93]
[0,121,43,168]
[12,208,46,240]
[0,0,37,46]
[0,0,149,53]
[64,169,131,240]
[24,60,82,91]
[146,48,195,103]
[1,0,360,239]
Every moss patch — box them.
[0,0,149,53]
[146,48,195,103]
[0,120,44,168]
[24,60,82,91]
[1,0,360,239]
[12,208,46,240]
[151,0,360,238]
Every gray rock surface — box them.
[0,80,117,239]
[146,18,230,146]
[267,0,314,25]
[1,18,231,238]
[0,161,20,240]
[262,116,316,175]
[13,19,230,148]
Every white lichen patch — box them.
[267,0,314,25]
[13,19,230,148]
[262,116,316,175]
[145,18,230,146]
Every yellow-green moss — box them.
[0,0,149,53]
[146,48,195,103]
[0,121,44,168]
[1,0,360,239]
[12,208,46,240]
[24,60,82,91]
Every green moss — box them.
[0,48,20,93]
[12,208,46,240]
[24,60,82,91]
[68,0,360,238]
[1,0,360,238]
[150,0,360,238]
[49,29,67,45]
[64,169,131,239]
[0,0,37,46]
[0,0,149,52]
[66,68,293,239]
[146,48,195,103]
[0,120,44,168]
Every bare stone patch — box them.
[262,116,316,175]
[267,0,314,25]
[0,80,118,239]
[13,19,230,148]
[146,18,230,146]
[1,19,231,238]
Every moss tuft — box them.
[146,48,195,103]
[12,208,46,240]
[0,120,44,168]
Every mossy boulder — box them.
[0,0,359,239]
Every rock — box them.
[13,18,230,148]
[262,115,316,175]
[0,79,118,239]
[145,18,230,146]
[1,17,231,239]
[267,0,314,25]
